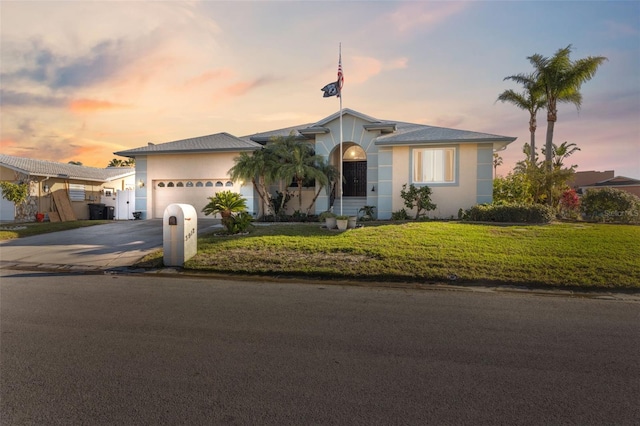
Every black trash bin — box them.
[88,203,105,220]
[103,205,115,220]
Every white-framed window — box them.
[413,148,456,183]
[68,184,85,201]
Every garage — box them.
[153,179,236,219]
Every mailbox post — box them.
[163,204,198,267]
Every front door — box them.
[343,161,367,197]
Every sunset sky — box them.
[1,1,638,178]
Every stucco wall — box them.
[143,152,253,219]
[390,144,480,219]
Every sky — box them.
[1,0,639,178]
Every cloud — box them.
[389,2,470,34]
[68,98,128,113]
[348,56,409,84]
[220,76,277,98]
[0,89,66,108]
[182,68,235,90]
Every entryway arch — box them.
[330,143,367,198]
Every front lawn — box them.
[183,222,640,289]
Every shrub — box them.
[391,209,409,220]
[226,211,253,234]
[558,188,580,219]
[463,203,554,223]
[0,181,29,204]
[400,184,437,219]
[318,211,336,221]
[580,187,640,223]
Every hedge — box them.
[462,203,554,224]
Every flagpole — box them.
[339,43,343,216]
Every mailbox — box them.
[163,204,198,267]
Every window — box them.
[225,181,233,187]
[413,148,455,183]
[68,184,85,201]
[196,182,204,187]
[186,181,194,187]
[176,182,184,187]
[157,182,165,187]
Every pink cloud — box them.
[390,2,470,33]
[69,98,127,113]
[182,68,234,90]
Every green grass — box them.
[0,220,111,240]
[183,222,640,289]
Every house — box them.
[569,170,615,189]
[0,154,135,222]
[579,176,640,198]
[115,109,516,220]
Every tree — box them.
[107,158,135,167]
[202,191,248,233]
[550,141,580,170]
[400,184,437,220]
[306,159,338,215]
[497,72,546,163]
[527,45,606,170]
[68,161,83,166]
[228,148,276,217]
[0,181,29,205]
[269,134,327,212]
[493,153,503,176]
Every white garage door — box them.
[153,179,236,219]
[0,190,15,222]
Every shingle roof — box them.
[240,109,516,146]
[115,132,262,156]
[374,121,516,145]
[0,154,135,182]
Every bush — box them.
[580,187,640,223]
[400,184,437,219]
[463,203,554,223]
[391,209,409,220]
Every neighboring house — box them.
[579,176,640,198]
[115,109,516,220]
[0,154,135,222]
[569,170,615,189]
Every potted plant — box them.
[319,211,337,229]
[336,215,349,231]
[358,205,376,221]
[347,215,358,229]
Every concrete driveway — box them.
[0,219,221,271]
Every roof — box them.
[592,176,640,187]
[115,132,262,156]
[242,108,516,147]
[0,154,135,182]
[374,121,516,145]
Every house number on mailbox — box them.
[185,228,195,241]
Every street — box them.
[1,270,639,425]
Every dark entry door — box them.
[343,161,367,197]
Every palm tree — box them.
[278,143,326,212]
[527,45,607,170]
[107,158,123,167]
[228,148,276,218]
[497,72,546,163]
[542,141,581,170]
[202,190,247,219]
[493,153,503,176]
[306,159,338,215]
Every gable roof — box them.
[115,132,262,156]
[0,154,135,182]
[243,108,516,147]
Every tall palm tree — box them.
[527,45,607,170]
[497,72,546,163]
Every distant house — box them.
[569,170,615,189]
[115,109,517,220]
[579,176,640,198]
[0,154,135,222]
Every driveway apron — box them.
[0,219,220,271]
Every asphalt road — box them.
[1,271,638,425]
